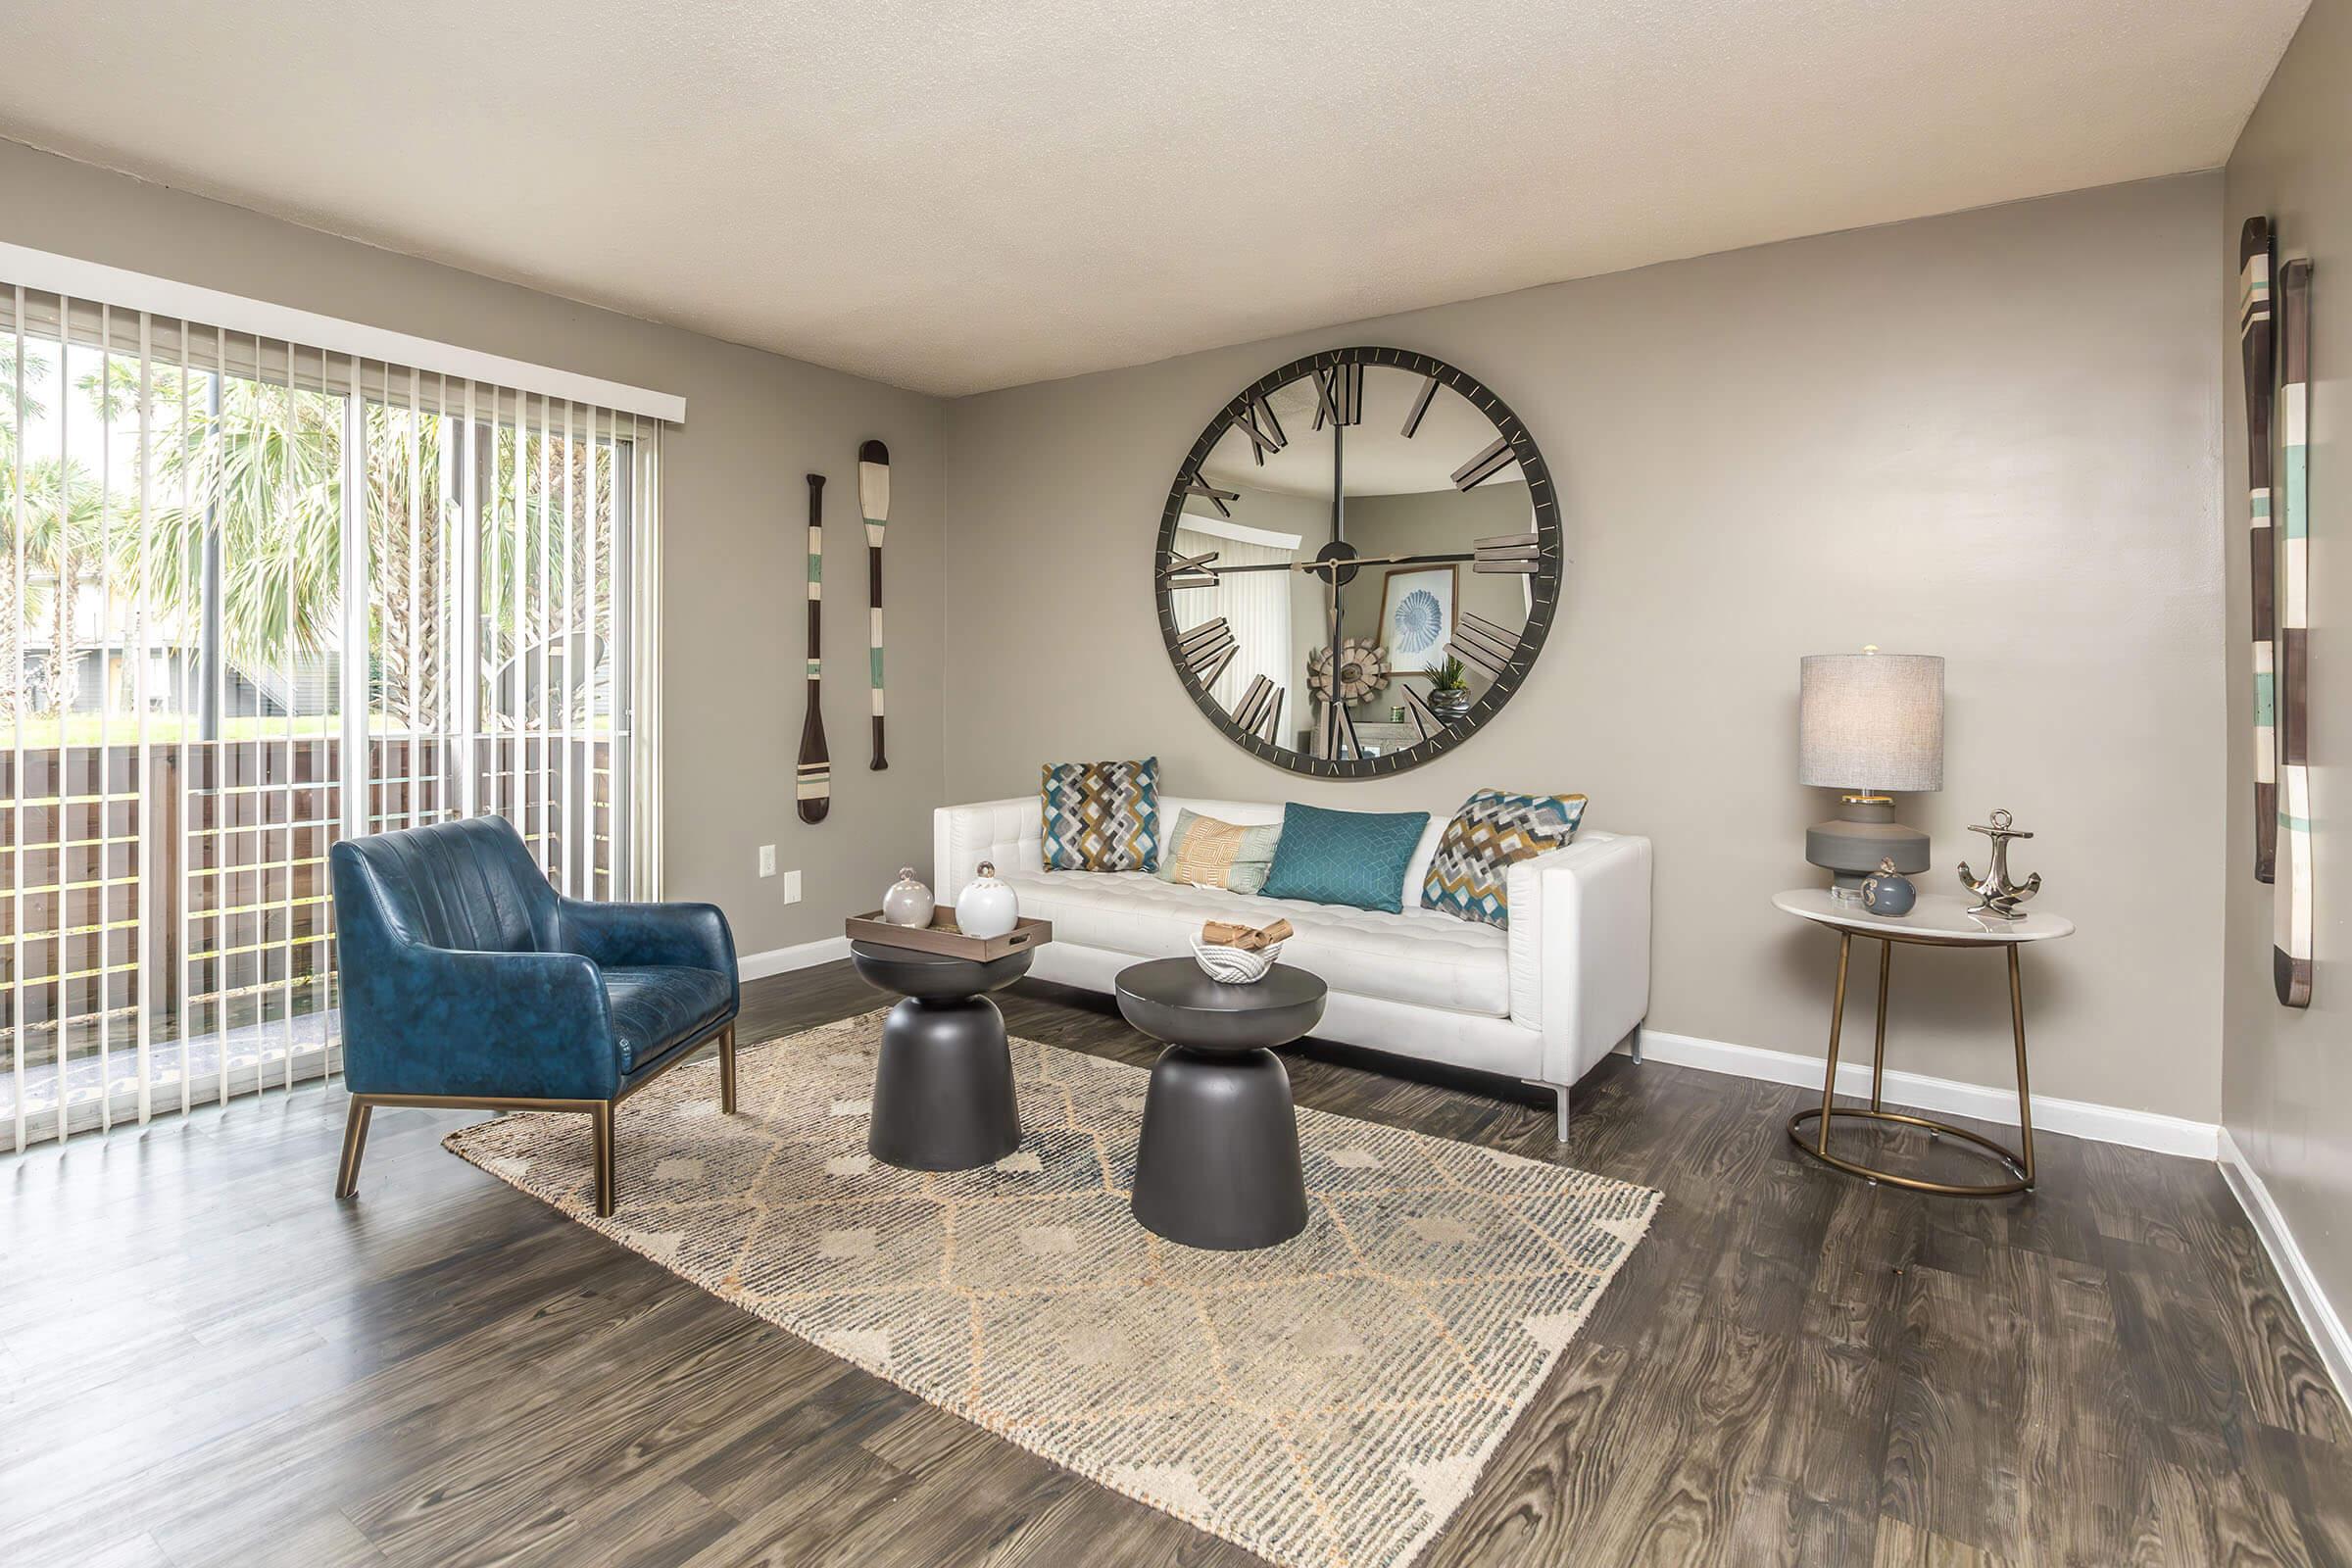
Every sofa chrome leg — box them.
[718,1024,738,1114]
[334,1099,373,1199]
[591,1102,617,1217]
[1629,1023,1644,1064]
[1520,1079,1570,1144]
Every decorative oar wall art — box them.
[859,440,892,771]
[797,473,830,824]
[2238,215,2315,1009]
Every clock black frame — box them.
[1153,345,1564,779]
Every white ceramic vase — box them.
[881,867,935,927]
[956,860,1019,940]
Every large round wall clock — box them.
[1153,346,1563,778]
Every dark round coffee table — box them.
[851,939,1035,1171]
[1115,957,1328,1250]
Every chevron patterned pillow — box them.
[1041,758,1161,872]
[1420,790,1588,929]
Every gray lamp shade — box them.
[1799,653,1943,794]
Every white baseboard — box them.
[2218,1128,2352,1406]
[738,935,850,982]
[1630,1028,2220,1160]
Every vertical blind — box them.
[0,277,666,1150]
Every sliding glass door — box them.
[0,283,661,1149]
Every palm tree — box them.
[0,340,52,722]
[8,455,107,713]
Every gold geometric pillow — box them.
[1420,790,1588,928]
[1040,757,1160,872]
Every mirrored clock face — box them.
[1154,347,1563,777]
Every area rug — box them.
[445,1011,1659,1568]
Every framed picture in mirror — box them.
[1380,565,1456,674]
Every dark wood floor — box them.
[3,964,2347,1568]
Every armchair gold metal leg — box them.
[718,1024,738,1114]
[1870,940,1891,1113]
[591,1102,617,1217]
[334,1099,373,1199]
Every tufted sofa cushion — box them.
[1000,868,1509,1016]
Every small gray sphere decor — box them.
[1860,858,1917,917]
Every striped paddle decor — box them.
[796,473,830,823]
[858,440,891,771]
[2276,258,2313,1007]
[2239,218,2278,883]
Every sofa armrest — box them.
[558,896,738,1006]
[1505,833,1652,1087]
[338,944,621,1102]
[934,797,1046,896]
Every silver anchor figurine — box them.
[1958,808,2040,919]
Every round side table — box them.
[851,939,1035,1171]
[1115,958,1328,1250]
[1774,889,2075,1197]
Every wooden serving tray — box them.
[844,911,1054,961]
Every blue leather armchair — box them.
[329,814,740,1215]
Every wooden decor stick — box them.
[2240,218,2278,882]
[796,473,830,823]
[2276,257,2314,1008]
[859,440,892,771]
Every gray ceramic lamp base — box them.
[1806,797,1929,891]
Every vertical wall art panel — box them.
[859,440,891,772]
[2276,258,2314,1008]
[2240,218,2279,884]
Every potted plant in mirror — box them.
[1426,657,1472,721]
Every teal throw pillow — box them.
[1258,803,1431,913]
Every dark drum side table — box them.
[1115,957,1328,1251]
[850,938,1036,1171]
[1775,889,2075,1198]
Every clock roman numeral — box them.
[1452,435,1515,491]
[1231,674,1286,743]
[1311,363,1364,429]
[1178,616,1237,690]
[1400,374,1439,438]
[1238,395,1287,464]
[1473,531,1543,573]
[1164,548,1220,590]
[1447,612,1521,680]
[1182,476,1239,518]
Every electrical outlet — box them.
[782,869,802,906]
[758,845,776,878]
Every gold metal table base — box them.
[1786,927,2036,1198]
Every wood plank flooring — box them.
[2,963,2346,1567]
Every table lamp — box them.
[1799,649,1943,894]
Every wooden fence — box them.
[0,735,615,1084]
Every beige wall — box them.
[2222,0,2352,1330]
[945,174,2228,1119]
[0,139,948,960]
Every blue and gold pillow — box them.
[1041,758,1160,872]
[1420,790,1588,928]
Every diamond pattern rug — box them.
[444,1011,1659,1568]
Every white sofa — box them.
[934,796,1652,1137]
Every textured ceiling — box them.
[0,2,2307,397]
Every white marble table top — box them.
[1774,887,2075,944]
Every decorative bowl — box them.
[1190,938,1283,984]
